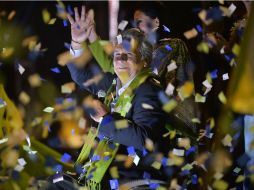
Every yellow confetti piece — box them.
[212,180,228,190]
[28,74,42,87]
[181,163,193,171]
[209,117,215,129]
[162,99,178,113]
[151,161,162,170]
[218,91,227,104]
[195,93,206,103]
[183,28,198,39]
[191,118,201,124]
[232,43,240,56]
[109,166,119,179]
[145,138,154,151]
[61,82,76,94]
[221,134,232,147]
[7,10,16,20]
[1,47,14,58]
[197,42,209,54]
[42,9,50,23]
[214,172,224,180]
[19,91,30,105]
[235,175,245,183]
[48,18,57,25]
[169,130,176,139]
[198,10,213,25]
[178,138,191,149]
[115,119,129,129]
[178,81,194,100]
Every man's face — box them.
[133,10,159,34]
[113,45,144,82]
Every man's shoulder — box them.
[135,76,163,95]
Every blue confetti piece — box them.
[196,24,203,32]
[161,157,168,167]
[165,44,172,51]
[104,156,110,161]
[163,25,170,33]
[75,164,83,174]
[210,69,218,79]
[127,146,135,156]
[61,153,72,163]
[110,179,119,190]
[51,67,61,73]
[71,129,75,135]
[149,183,160,189]
[63,20,68,27]
[143,171,151,179]
[158,91,170,104]
[12,170,21,180]
[180,170,190,176]
[91,155,100,162]
[67,5,74,15]
[191,174,198,185]
[186,146,197,156]
[55,97,64,104]
[143,148,148,156]
[0,98,5,106]
[53,164,63,172]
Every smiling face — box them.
[133,10,159,34]
[113,44,145,84]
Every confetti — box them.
[165,83,175,96]
[213,172,223,180]
[78,117,86,129]
[198,10,213,25]
[14,165,24,172]
[53,173,64,183]
[178,138,191,149]
[110,179,119,190]
[43,107,54,113]
[210,69,218,79]
[222,73,229,80]
[63,19,68,27]
[197,42,209,54]
[162,99,178,113]
[163,25,171,33]
[195,93,206,103]
[61,82,75,94]
[116,35,122,44]
[141,103,154,110]
[221,134,232,147]
[183,28,198,39]
[145,138,154,151]
[42,9,50,23]
[48,18,57,25]
[212,180,228,190]
[115,119,129,129]
[173,148,185,156]
[127,146,135,156]
[98,90,106,98]
[28,74,42,87]
[167,60,177,72]
[0,98,7,108]
[109,166,119,179]
[165,44,172,51]
[61,153,72,163]
[143,171,151,179]
[151,161,162,170]
[233,167,241,174]
[228,3,237,17]
[7,10,16,20]
[0,47,14,58]
[218,91,227,104]
[178,81,194,100]
[133,154,140,166]
[191,118,201,124]
[0,138,8,144]
[196,24,202,32]
[17,158,27,166]
[19,91,30,105]
[232,43,240,56]
[220,46,225,54]
[235,175,245,183]
[51,67,61,73]
[118,20,128,31]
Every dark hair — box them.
[121,28,153,66]
[135,2,162,20]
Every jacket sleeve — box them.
[67,62,115,95]
[88,39,115,74]
[98,83,166,151]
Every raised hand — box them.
[67,6,95,46]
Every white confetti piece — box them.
[78,117,86,129]
[0,138,8,144]
[202,80,213,89]
[53,175,64,183]
[118,20,128,31]
[141,103,154,110]
[228,3,237,17]
[98,90,106,98]
[14,165,24,172]
[116,35,122,44]
[133,154,140,166]
[18,64,25,75]
[167,60,177,72]
[220,46,225,54]
[173,148,185,156]
[18,158,27,166]
[26,135,31,147]
[43,107,54,113]
[221,134,232,147]
[165,83,175,96]
[222,73,229,80]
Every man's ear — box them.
[154,17,160,27]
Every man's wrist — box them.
[71,40,83,50]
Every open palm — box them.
[67,6,94,43]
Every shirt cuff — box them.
[69,47,84,58]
